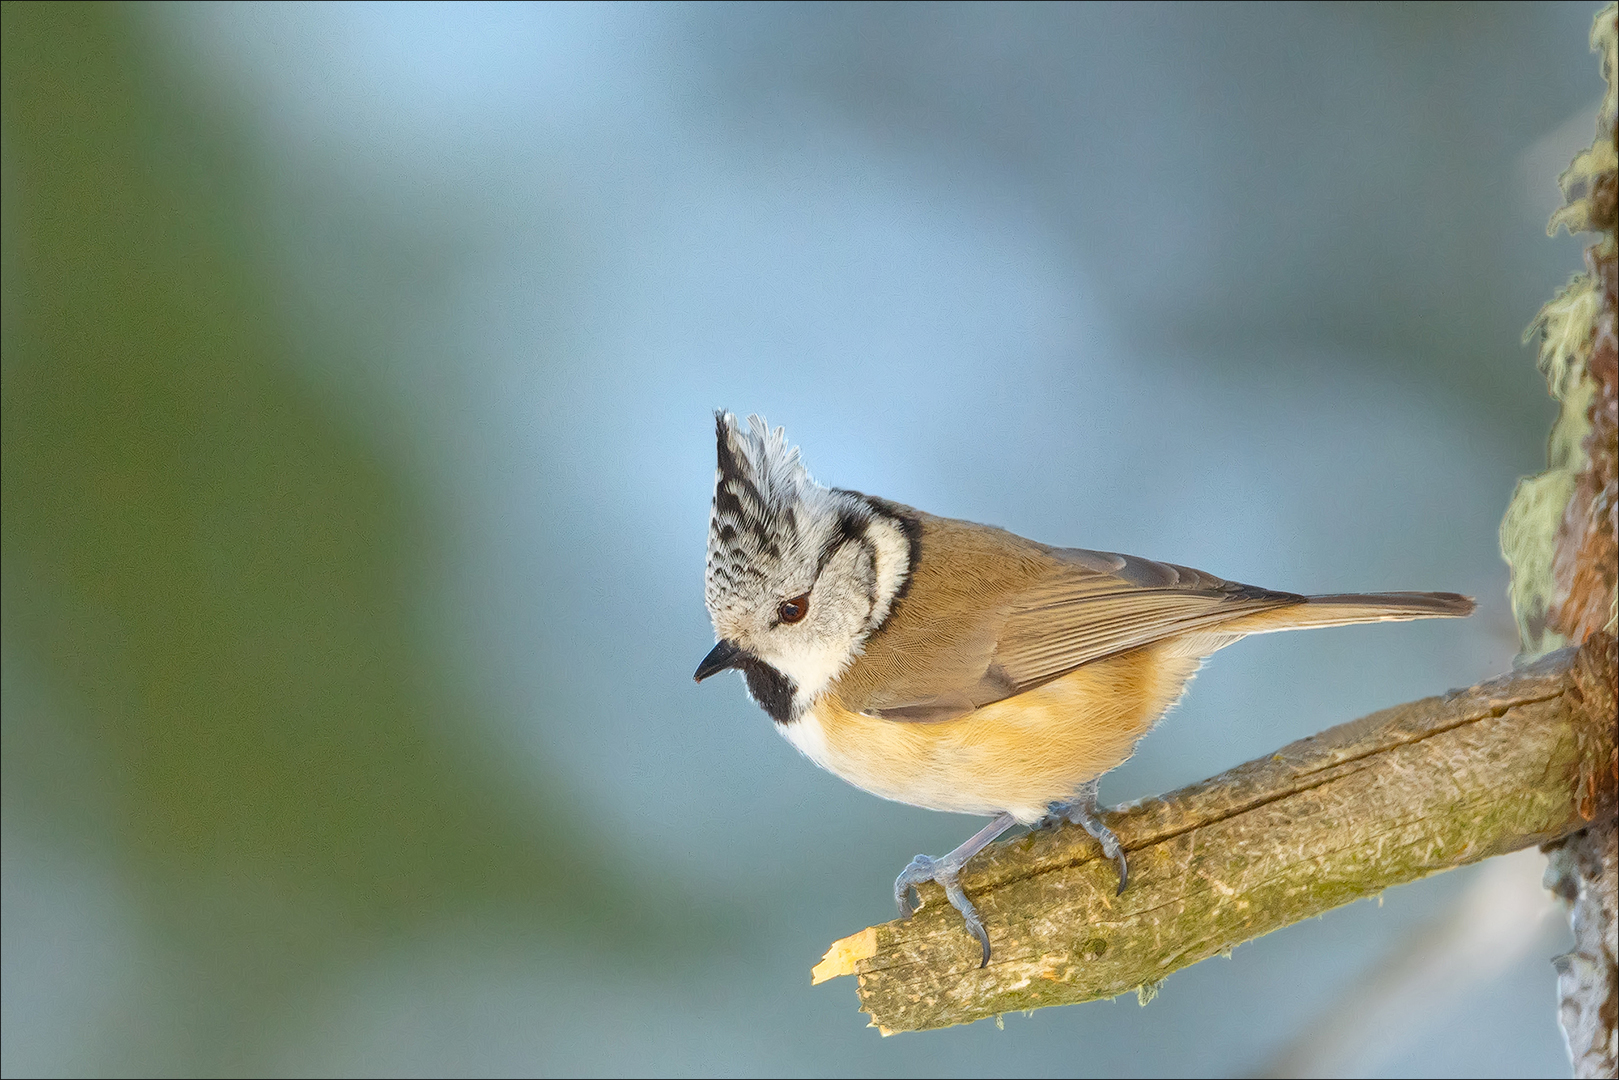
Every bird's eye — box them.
[777,593,810,624]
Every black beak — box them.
[694,639,746,683]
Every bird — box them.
[693,412,1475,966]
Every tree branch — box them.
[812,632,1617,1036]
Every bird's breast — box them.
[779,642,1203,822]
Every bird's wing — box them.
[860,546,1303,722]
[985,548,1303,692]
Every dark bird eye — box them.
[777,593,810,624]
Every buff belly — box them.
[781,643,1202,823]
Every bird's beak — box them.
[693,639,746,682]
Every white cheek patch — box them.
[770,635,856,706]
[864,515,911,630]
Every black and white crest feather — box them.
[707,414,811,592]
[705,412,855,618]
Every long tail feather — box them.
[1222,591,1475,635]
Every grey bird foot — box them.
[891,811,1017,968]
[1037,786,1129,895]
[894,854,992,968]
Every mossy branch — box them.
[813,633,1617,1035]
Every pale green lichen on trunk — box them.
[1503,3,1618,658]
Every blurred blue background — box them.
[1,2,1603,1075]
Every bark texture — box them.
[1546,820,1619,1079]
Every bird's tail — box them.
[1222,591,1476,635]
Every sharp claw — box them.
[958,904,991,968]
[955,897,992,967]
[894,855,935,919]
[967,919,991,967]
[1049,794,1132,895]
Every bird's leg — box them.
[1036,779,1129,895]
[894,811,1017,968]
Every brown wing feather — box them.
[986,549,1304,694]
[834,511,1306,722]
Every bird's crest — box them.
[706,412,820,613]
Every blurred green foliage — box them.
[2,3,666,1066]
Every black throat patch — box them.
[736,654,797,724]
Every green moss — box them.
[1503,2,1619,654]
